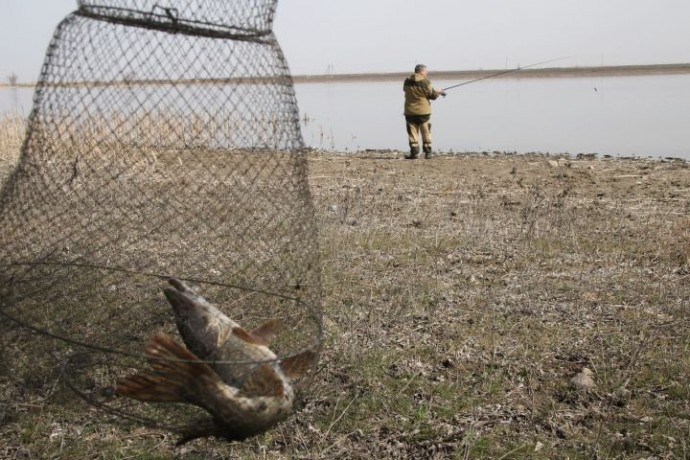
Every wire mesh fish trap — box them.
[0,0,321,440]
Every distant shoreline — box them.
[1,63,689,88]
[292,63,690,84]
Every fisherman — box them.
[403,64,445,159]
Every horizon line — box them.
[2,62,689,88]
[292,62,690,83]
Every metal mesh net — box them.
[0,0,321,435]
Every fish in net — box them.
[0,0,321,443]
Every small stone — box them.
[570,367,595,391]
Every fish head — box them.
[163,278,237,359]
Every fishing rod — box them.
[441,57,570,93]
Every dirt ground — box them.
[303,151,690,459]
[1,148,690,459]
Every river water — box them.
[2,73,689,159]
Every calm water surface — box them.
[2,74,689,158]
[295,74,690,159]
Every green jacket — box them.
[403,73,442,116]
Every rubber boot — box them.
[406,145,419,160]
[423,144,432,159]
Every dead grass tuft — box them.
[0,112,24,175]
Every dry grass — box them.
[1,117,690,459]
[306,152,690,459]
[0,112,24,165]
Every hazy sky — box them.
[1,0,690,82]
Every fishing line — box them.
[441,57,572,93]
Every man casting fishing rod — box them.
[403,64,446,160]
[402,58,566,160]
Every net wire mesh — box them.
[0,0,321,438]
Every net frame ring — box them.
[76,0,279,38]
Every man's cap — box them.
[414,64,427,73]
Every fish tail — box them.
[116,333,217,403]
